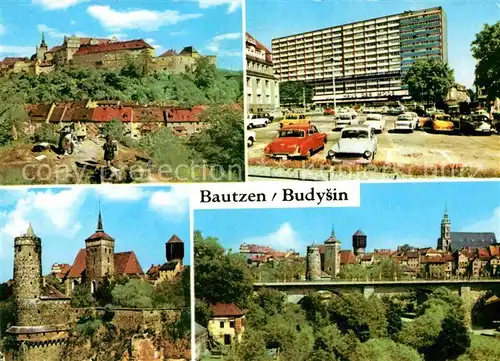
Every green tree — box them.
[404,58,455,106]
[471,22,500,103]
[111,279,154,308]
[457,335,500,361]
[423,315,471,361]
[256,288,286,316]
[93,278,113,307]
[154,278,186,308]
[225,329,272,361]
[194,57,217,89]
[0,103,30,146]
[350,338,424,361]
[279,81,313,106]
[385,298,403,338]
[313,324,357,361]
[71,284,94,308]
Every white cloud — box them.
[149,188,189,219]
[207,32,241,53]
[0,24,6,34]
[0,45,34,57]
[242,223,302,252]
[37,24,88,39]
[460,206,500,238]
[198,0,241,14]
[87,6,203,32]
[33,0,87,10]
[95,186,146,202]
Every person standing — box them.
[103,135,117,167]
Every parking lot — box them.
[248,114,500,170]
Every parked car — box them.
[264,124,327,159]
[380,106,389,114]
[334,113,359,130]
[257,112,274,123]
[247,130,256,147]
[362,114,386,133]
[423,113,454,132]
[246,114,268,129]
[458,114,493,135]
[324,108,336,116]
[394,113,418,132]
[279,113,311,128]
[327,125,377,163]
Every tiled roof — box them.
[53,264,71,279]
[168,234,184,244]
[146,264,161,276]
[86,231,115,242]
[489,245,500,257]
[210,303,245,317]
[340,250,357,265]
[91,107,133,123]
[1,57,29,65]
[451,232,497,252]
[114,251,144,275]
[41,284,70,300]
[246,32,270,54]
[73,107,94,121]
[49,106,75,123]
[353,229,366,236]
[77,38,112,46]
[167,108,200,123]
[240,244,274,254]
[476,247,492,260]
[74,39,153,55]
[47,45,63,53]
[159,260,179,271]
[66,249,87,278]
[29,104,53,119]
[159,49,178,57]
[134,107,165,122]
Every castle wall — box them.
[10,338,66,361]
[72,49,154,70]
[16,299,71,327]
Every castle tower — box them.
[166,234,184,265]
[323,225,341,279]
[437,206,452,252]
[13,224,42,324]
[85,207,115,287]
[352,229,367,256]
[36,32,48,61]
[306,244,321,280]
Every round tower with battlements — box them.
[13,224,42,308]
[306,244,321,280]
[352,229,367,256]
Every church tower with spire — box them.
[36,32,48,61]
[437,206,452,252]
[85,206,115,286]
[323,225,341,278]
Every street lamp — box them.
[328,58,337,115]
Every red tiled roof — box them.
[86,231,115,242]
[114,252,144,275]
[73,107,94,121]
[146,264,161,276]
[67,249,87,278]
[54,264,71,279]
[477,247,492,260]
[168,234,183,244]
[74,39,153,55]
[168,108,200,123]
[134,107,165,122]
[246,32,270,54]
[210,303,245,317]
[47,45,63,53]
[340,250,357,265]
[49,106,76,123]
[159,49,177,57]
[1,57,29,65]
[489,245,500,257]
[91,107,133,123]
[29,104,53,119]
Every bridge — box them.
[254,279,500,325]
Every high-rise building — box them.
[271,7,447,104]
[246,32,280,112]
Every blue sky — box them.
[246,0,500,88]
[0,185,190,282]
[195,181,500,255]
[0,0,242,70]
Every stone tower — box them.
[36,32,48,61]
[437,206,452,252]
[85,208,115,288]
[166,234,184,265]
[352,229,367,256]
[13,224,42,325]
[323,226,341,279]
[306,244,321,280]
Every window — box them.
[230,321,235,328]
[219,321,224,328]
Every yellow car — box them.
[424,113,454,132]
[279,113,311,128]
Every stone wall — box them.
[17,299,71,326]
[7,338,66,361]
[13,236,42,303]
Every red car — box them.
[324,108,335,115]
[264,124,327,159]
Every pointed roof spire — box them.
[26,223,36,237]
[331,224,335,237]
[96,199,103,232]
[40,32,47,47]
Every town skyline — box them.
[0,186,191,281]
[194,181,500,255]
[246,0,500,88]
[0,0,243,70]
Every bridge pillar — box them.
[460,286,472,328]
[363,286,375,299]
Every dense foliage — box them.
[471,21,500,102]
[279,81,313,106]
[404,58,455,105]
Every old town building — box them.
[147,235,185,285]
[246,33,280,112]
[207,303,246,346]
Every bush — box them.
[111,279,154,308]
[351,338,424,361]
[33,123,59,144]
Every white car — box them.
[247,130,256,147]
[362,114,386,133]
[334,113,359,130]
[394,113,418,131]
[246,114,268,129]
[327,125,378,163]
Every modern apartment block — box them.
[272,7,447,105]
[246,33,280,112]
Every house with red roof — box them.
[64,209,144,295]
[208,303,246,346]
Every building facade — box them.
[246,33,280,112]
[271,7,447,105]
